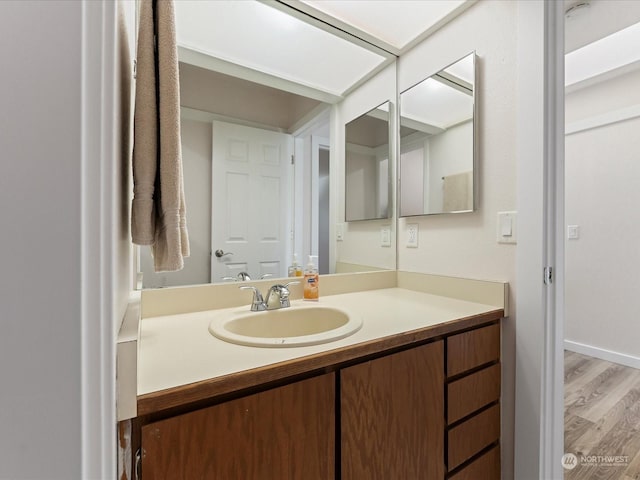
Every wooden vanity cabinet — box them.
[445,323,501,479]
[133,318,502,480]
[341,341,445,479]
[140,373,335,480]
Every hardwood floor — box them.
[565,351,640,479]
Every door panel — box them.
[212,121,292,282]
[141,374,335,480]
[341,341,445,479]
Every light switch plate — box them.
[497,211,517,244]
[407,223,418,248]
[380,226,391,247]
[568,225,579,240]
[336,223,344,241]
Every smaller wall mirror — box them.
[399,52,476,216]
[345,102,391,222]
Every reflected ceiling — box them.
[174,0,389,99]
[174,0,474,101]
[300,0,468,52]
[401,54,473,130]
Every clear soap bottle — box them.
[303,255,319,301]
[288,253,303,278]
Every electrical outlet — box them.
[380,226,391,247]
[336,223,344,241]
[407,224,418,248]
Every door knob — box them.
[214,249,233,258]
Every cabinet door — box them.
[141,373,334,480]
[341,341,445,480]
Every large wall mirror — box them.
[399,52,476,216]
[140,0,396,288]
[344,102,391,222]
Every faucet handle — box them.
[279,281,300,303]
[265,282,299,309]
[239,286,266,311]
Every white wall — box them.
[400,146,425,215]
[0,1,135,478]
[0,3,83,477]
[334,62,397,271]
[565,69,640,360]
[396,2,517,477]
[345,147,379,220]
[566,68,640,123]
[426,120,473,213]
[142,119,212,288]
[179,62,320,131]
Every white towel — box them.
[131,0,189,272]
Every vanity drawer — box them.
[448,404,500,470]
[449,445,500,480]
[448,363,500,424]
[447,323,500,377]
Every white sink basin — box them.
[208,303,362,347]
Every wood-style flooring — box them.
[565,350,640,479]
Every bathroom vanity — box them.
[120,272,505,480]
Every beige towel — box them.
[443,171,473,212]
[131,0,189,272]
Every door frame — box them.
[311,135,330,259]
[514,1,564,479]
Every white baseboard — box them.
[564,340,640,369]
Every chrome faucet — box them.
[239,286,266,311]
[265,282,299,310]
[224,272,274,282]
[240,282,299,311]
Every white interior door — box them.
[211,121,292,282]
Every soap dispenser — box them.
[303,255,319,301]
[288,253,303,278]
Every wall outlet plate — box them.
[380,226,391,247]
[407,224,418,248]
[336,223,344,241]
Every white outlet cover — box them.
[336,223,344,241]
[407,223,418,248]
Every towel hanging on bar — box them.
[131,0,189,272]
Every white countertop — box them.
[138,287,502,396]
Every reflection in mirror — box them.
[344,102,390,222]
[139,0,397,289]
[140,65,332,288]
[399,52,475,216]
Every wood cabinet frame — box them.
[123,313,502,480]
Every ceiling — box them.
[174,0,640,122]
[564,1,640,90]
[564,0,640,52]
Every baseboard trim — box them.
[564,340,640,369]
